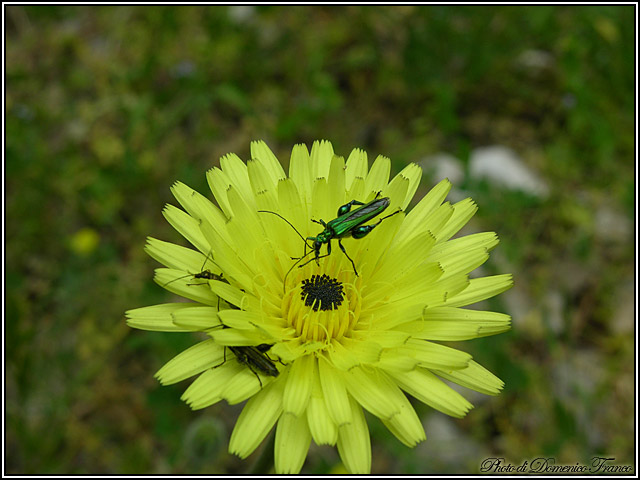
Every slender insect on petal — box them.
[127,140,513,474]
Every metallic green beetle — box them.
[260,194,401,277]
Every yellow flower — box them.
[126,140,513,474]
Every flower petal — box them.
[125,303,203,332]
[205,166,233,218]
[311,177,332,224]
[356,213,404,279]
[275,412,312,474]
[251,139,286,184]
[288,143,312,204]
[346,175,366,203]
[405,338,472,370]
[310,139,334,180]
[364,154,390,195]
[427,231,499,261]
[374,261,442,305]
[207,280,246,311]
[220,152,254,206]
[391,368,473,418]
[389,162,422,209]
[230,379,285,458]
[162,204,210,254]
[327,155,346,207]
[171,305,222,330]
[436,197,478,242]
[345,148,368,190]
[437,247,490,279]
[381,172,408,212]
[380,393,425,447]
[318,356,352,426]
[171,180,227,230]
[181,365,238,409]
[343,367,406,420]
[220,364,265,405]
[395,178,452,244]
[377,349,419,372]
[306,372,338,445]
[435,360,504,396]
[337,395,371,474]
[415,306,512,340]
[369,230,436,285]
[145,237,210,271]
[209,327,272,346]
[445,274,514,307]
[198,219,253,289]
[247,159,279,206]
[155,339,223,385]
[283,354,315,416]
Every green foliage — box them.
[5,5,634,474]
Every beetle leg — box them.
[212,346,228,369]
[351,209,402,239]
[304,236,315,257]
[337,199,366,216]
[296,252,332,269]
[321,239,332,266]
[311,218,327,227]
[245,363,263,388]
[338,239,359,276]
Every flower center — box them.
[282,269,359,343]
[300,274,344,311]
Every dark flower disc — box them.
[300,274,345,311]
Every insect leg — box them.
[317,239,332,266]
[296,252,332,269]
[212,346,228,369]
[337,199,366,216]
[163,250,221,288]
[311,218,327,227]
[302,236,319,258]
[376,209,402,223]
[351,209,402,239]
[338,238,359,276]
[162,272,195,288]
[245,363,263,388]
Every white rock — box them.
[544,290,565,335]
[419,153,467,202]
[470,145,549,198]
[418,415,486,469]
[594,205,632,242]
[419,152,465,185]
[516,49,554,71]
[228,5,255,23]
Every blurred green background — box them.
[5,5,635,474]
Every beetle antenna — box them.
[281,249,316,294]
[258,210,313,248]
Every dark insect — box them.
[161,252,237,310]
[162,251,224,288]
[227,344,279,387]
[212,341,279,388]
[163,255,279,387]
